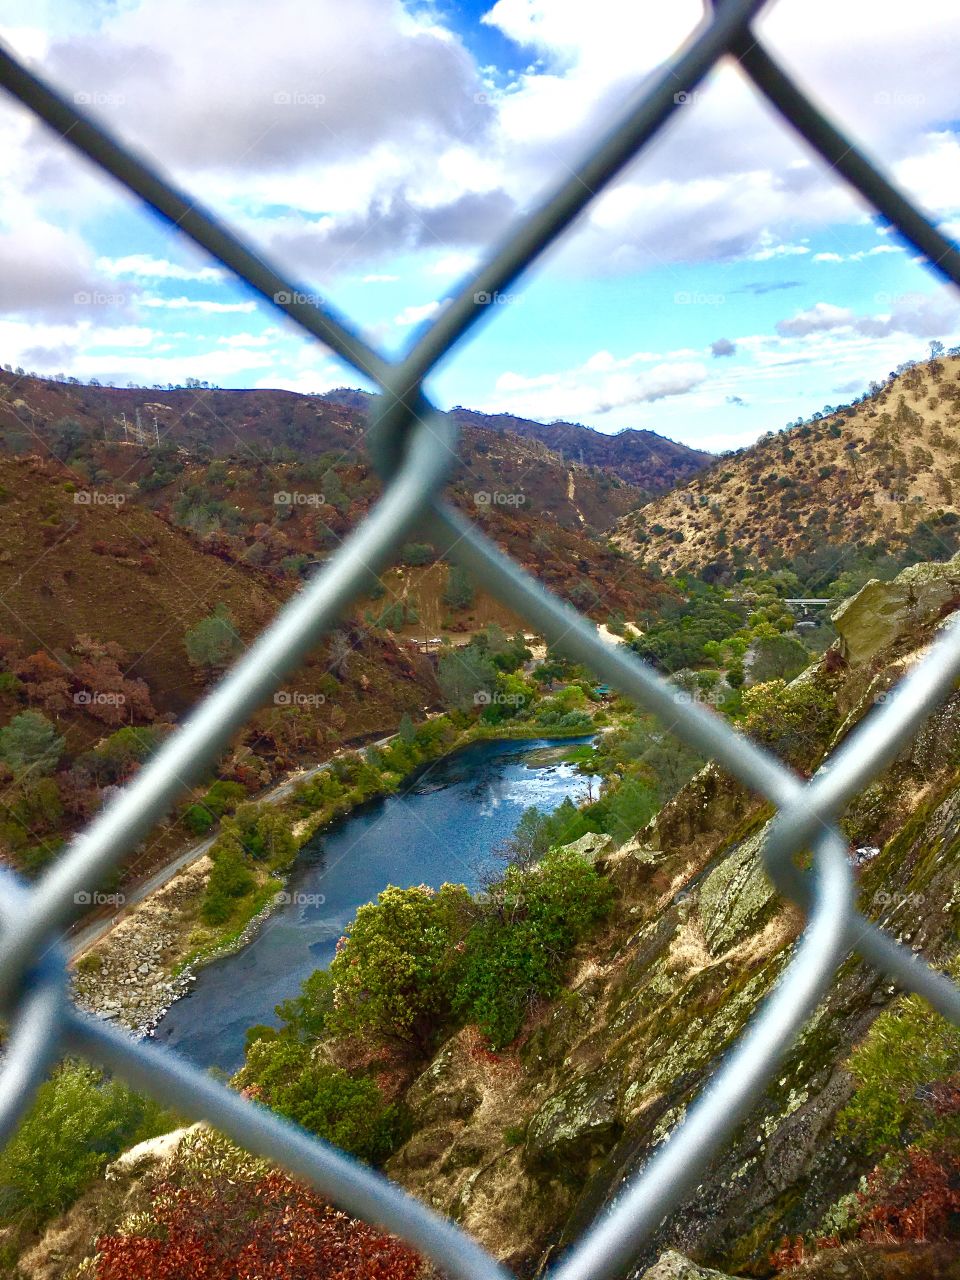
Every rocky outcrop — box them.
[831,553,960,665]
[388,572,960,1276]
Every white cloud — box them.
[777,290,960,339]
[96,254,225,282]
[359,273,399,283]
[486,357,707,422]
[139,296,257,313]
[393,299,444,327]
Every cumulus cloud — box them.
[776,302,855,337]
[0,221,131,321]
[486,357,708,422]
[711,338,737,358]
[777,290,960,339]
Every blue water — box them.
[152,736,598,1072]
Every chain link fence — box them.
[2,4,960,1276]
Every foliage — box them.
[748,633,811,685]
[585,776,658,844]
[398,541,434,566]
[92,1131,421,1280]
[236,1038,405,1162]
[183,780,247,835]
[442,564,475,610]
[274,968,336,1043]
[76,724,165,785]
[0,710,64,777]
[200,840,257,924]
[184,604,243,671]
[328,883,472,1052]
[0,1060,171,1230]
[629,591,745,673]
[836,985,960,1155]
[738,678,836,768]
[456,847,612,1048]
[437,643,498,712]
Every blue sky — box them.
[1,0,959,451]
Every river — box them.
[152,735,599,1072]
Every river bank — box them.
[72,723,604,1040]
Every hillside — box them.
[0,372,680,533]
[450,405,713,495]
[20,556,960,1280]
[616,351,960,583]
[384,557,960,1275]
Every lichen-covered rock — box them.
[639,1252,739,1279]
[831,553,960,665]
[561,831,614,862]
[525,1072,622,1168]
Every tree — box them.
[442,564,475,610]
[0,711,64,777]
[437,643,497,712]
[0,1060,169,1230]
[184,604,242,671]
[236,1038,404,1162]
[398,713,416,745]
[740,679,836,768]
[328,883,470,1052]
[748,634,810,686]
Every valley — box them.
[0,359,958,1280]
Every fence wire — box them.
[1,3,960,1277]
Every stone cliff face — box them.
[387,558,960,1276]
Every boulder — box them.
[561,832,614,862]
[832,554,960,665]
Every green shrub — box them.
[200,843,256,925]
[328,883,471,1052]
[836,978,960,1155]
[455,847,612,1048]
[236,1038,405,1163]
[0,711,64,777]
[739,679,836,767]
[0,1061,171,1229]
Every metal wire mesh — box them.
[1,3,960,1276]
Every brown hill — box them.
[615,352,960,580]
[0,373,656,533]
[449,405,713,495]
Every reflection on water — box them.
[153,736,598,1071]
